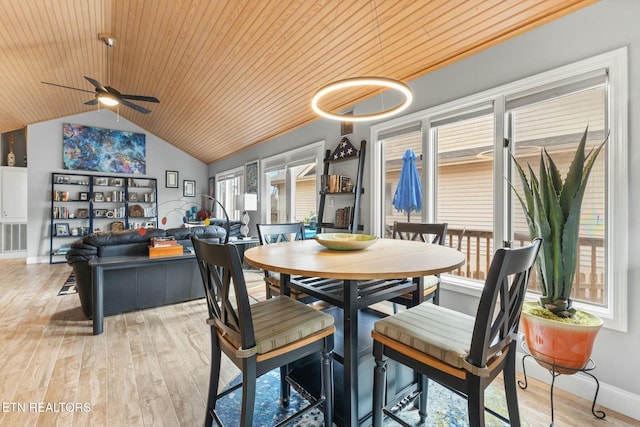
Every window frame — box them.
[370,47,628,331]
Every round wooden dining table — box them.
[244,238,465,427]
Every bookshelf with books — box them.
[317,138,366,234]
[49,172,158,264]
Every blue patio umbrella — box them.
[392,149,422,221]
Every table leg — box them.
[280,273,292,405]
[92,265,104,335]
[281,273,291,297]
[343,279,358,427]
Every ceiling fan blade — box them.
[84,76,107,92]
[120,94,160,103]
[121,99,151,114]
[41,81,94,94]
[85,99,98,106]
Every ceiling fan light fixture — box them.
[311,76,413,122]
[97,93,119,106]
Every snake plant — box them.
[513,127,606,317]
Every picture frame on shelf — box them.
[166,170,179,188]
[110,178,124,187]
[94,209,107,218]
[129,192,138,202]
[55,175,70,184]
[79,192,88,201]
[94,192,104,202]
[77,208,88,218]
[245,160,259,194]
[55,223,70,237]
[183,179,196,197]
[94,177,108,186]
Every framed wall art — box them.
[208,176,215,198]
[341,111,354,136]
[165,170,178,188]
[62,123,146,174]
[245,160,259,194]
[183,179,196,197]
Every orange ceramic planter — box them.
[521,302,602,374]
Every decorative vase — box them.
[521,301,602,374]
[7,135,15,166]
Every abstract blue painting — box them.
[62,123,146,174]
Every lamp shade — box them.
[235,193,257,212]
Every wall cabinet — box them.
[50,172,158,264]
[317,139,366,234]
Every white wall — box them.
[27,109,208,263]
[210,0,640,420]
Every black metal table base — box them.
[518,343,606,426]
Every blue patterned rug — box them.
[58,272,77,295]
[214,369,528,426]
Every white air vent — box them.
[2,223,27,252]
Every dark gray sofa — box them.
[66,225,227,318]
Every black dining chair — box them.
[191,236,335,427]
[371,238,542,427]
[256,222,315,302]
[389,222,448,309]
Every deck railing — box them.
[444,228,605,304]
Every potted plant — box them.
[513,126,606,374]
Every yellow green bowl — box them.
[313,233,378,251]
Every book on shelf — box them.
[53,190,69,201]
[55,246,71,255]
[334,206,352,229]
[321,174,352,193]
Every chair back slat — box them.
[392,222,448,245]
[467,238,542,368]
[191,236,256,351]
[257,222,306,245]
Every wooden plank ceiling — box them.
[0,0,596,164]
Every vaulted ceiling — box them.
[0,0,595,164]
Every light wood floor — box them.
[0,259,636,427]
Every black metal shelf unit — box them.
[49,172,158,264]
[317,139,366,234]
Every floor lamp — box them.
[235,193,257,239]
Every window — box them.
[371,48,628,331]
[261,142,323,229]
[215,167,243,220]
[509,84,607,306]
[381,125,422,236]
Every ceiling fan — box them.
[41,34,159,114]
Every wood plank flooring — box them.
[0,259,636,427]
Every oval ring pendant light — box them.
[311,76,413,122]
